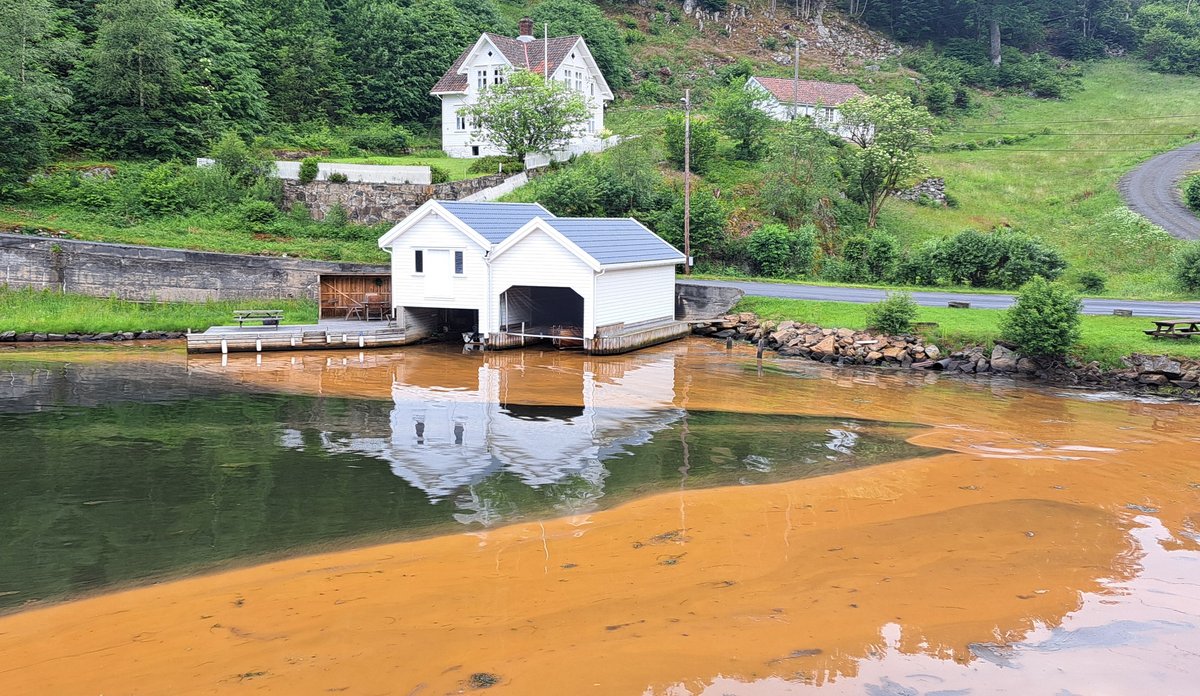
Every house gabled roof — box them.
[377,200,552,250]
[431,32,613,100]
[491,216,684,269]
[749,76,866,107]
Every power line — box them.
[927,147,1176,152]
[941,131,1198,136]
[961,114,1200,125]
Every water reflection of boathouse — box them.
[317,350,684,514]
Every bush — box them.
[866,292,919,335]
[347,124,411,155]
[324,203,349,228]
[1077,270,1107,294]
[210,132,265,187]
[746,223,817,278]
[429,164,451,184]
[237,199,278,229]
[833,231,899,284]
[1174,242,1200,292]
[137,163,187,217]
[1185,175,1200,213]
[927,229,1066,289]
[327,172,349,183]
[664,114,719,175]
[1000,277,1082,357]
[299,157,319,184]
[924,81,955,115]
[467,156,524,175]
[183,163,243,211]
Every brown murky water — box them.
[1,339,1199,695]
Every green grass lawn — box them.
[0,288,319,334]
[0,206,389,264]
[736,295,1200,368]
[325,155,479,181]
[880,60,1200,299]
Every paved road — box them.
[679,278,1200,318]
[1119,142,1200,240]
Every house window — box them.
[494,71,504,85]
[575,71,582,91]
[454,251,464,275]
[824,107,835,121]
[455,113,467,131]
[590,82,594,97]
[414,249,423,273]
[476,69,488,90]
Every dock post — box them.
[290,336,296,347]
[726,336,733,350]
[359,335,365,348]
[756,338,766,358]
[342,333,348,343]
[255,339,262,352]
[221,338,228,355]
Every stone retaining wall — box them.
[0,233,388,302]
[283,174,509,224]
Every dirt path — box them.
[1119,142,1200,240]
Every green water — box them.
[0,359,933,610]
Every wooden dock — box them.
[186,320,414,354]
[488,318,691,355]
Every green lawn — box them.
[325,155,479,181]
[880,60,1200,299]
[0,288,319,334]
[736,295,1200,368]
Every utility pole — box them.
[544,23,549,84]
[791,40,799,120]
[683,88,692,275]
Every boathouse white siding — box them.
[377,201,686,353]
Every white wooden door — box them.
[424,249,453,298]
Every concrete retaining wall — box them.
[283,174,509,224]
[197,159,432,185]
[675,283,745,320]
[0,234,388,302]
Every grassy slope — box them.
[738,295,1200,367]
[882,60,1200,298]
[0,289,318,334]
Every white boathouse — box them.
[376,201,689,354]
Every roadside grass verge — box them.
[736,296,1200,368]
[0,288,318,334]
[0,206,389,264]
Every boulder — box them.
[991,345,1019,372]
[1139,355,1184,378]
[1016,358,1039,374]
[0,331,14,342]
[811,335,838,357]
[1138,373,1170,386]
[925,344,941,360]
[866,351,883,362]
[881,346,905,360]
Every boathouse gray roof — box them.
[432,201,683,267]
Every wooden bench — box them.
[1144,319,1200,339]
[233,309,283,329]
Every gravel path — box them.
[1119,142,1200,240]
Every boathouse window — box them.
[414,250,423,273]
[454,251,464,275]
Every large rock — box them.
[881,346,905,360]
[1138,373,1170,386]
[925,344,941,360]
[1016,358,1039,374]
[991,345,1019,372]
[811,335,838,357]
[1139,355,1184,378]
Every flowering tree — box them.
[461,69,590,161]
[840,94,934,228]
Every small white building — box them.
[431,17,614,158]
[376,200,689,354]
[747,76,867,139]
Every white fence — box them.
[523,135,623,170]
[197,159,431,185]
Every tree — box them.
[461,69,589,161]
[711,82,774,161]
[89,0,180,110]
[531,0,630,89]
[664,113,718,175]
[840,94,933,228]
[0,73,48,197]
[1000,277,1082,358]
[760,119,843,229]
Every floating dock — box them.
[186,320,413,354]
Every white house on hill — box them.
[431,17,614,158]
[376,201,689,354]
[747,76,866,139]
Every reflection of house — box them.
[432,17,613,158]
[377,200,689,354]
[747,76,866,139]
[315,351,682,516]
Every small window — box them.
[575,71,582,91]
[590,82,594,97]
[824,107,835,120]
[476,69,487,90]
[494,72,504,85]
[454,251,464,275]
[471,145,480,157]
[455,113,466,131]
[414,249,423,273]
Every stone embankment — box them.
[695,313,1200,398]
[1,330,184,343]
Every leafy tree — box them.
[0,73,48,197]
[461,69,589,161]
[1174,242,1200,293]
[643,185,728,266]
[531,0,630,89]
[1000,277,1082,357]
[89,0,180,111]
[664,113,719,175]
[840,94,934,228]
[711,82,774,161]
[252,0,351,123]
[175,15,269,136]
[760,119,843,229]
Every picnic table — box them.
[1144,319,1200,339]
[233,309,283,329]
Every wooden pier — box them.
[488,318,691,355]
[186,320,414,354]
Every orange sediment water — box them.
[1,339,1198,694]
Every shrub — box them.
[927,229,1065,289]
[664,114,719,174]
[299,157,319,184]
[467,156,524,175]
[429,164,451,184]
[348,124,411,155]
[210,132,265,187]
[834,231,899,284]
[1077,270,1107,294]
[1174,242,1200,292]
[746,223,817,278]
[1185,174,1200,212]
[866,292,919,335]
[137,163,186,217]
[1000,277,1082,358]
[327,172,349,183]
[183,163,243,211]
[237,199,278,228]
[924,81,955,115]
[324,203,349,228]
